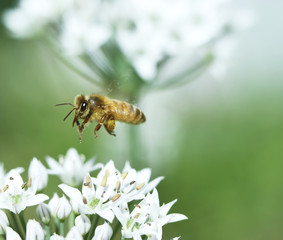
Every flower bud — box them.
[0,210,8,235]
[75,214,90,236]
[92,222,112,240]
[48,193,60,217]
[36,203,51,224]
[28,157,48,191]
[66,227,83,240]
[26,219,45,240]
[56,195,72,220]
[50,234,64,240]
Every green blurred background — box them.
[1,0,283,239]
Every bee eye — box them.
[80,102,88,112]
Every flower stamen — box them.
[136,182,145,190]
[121,171,128,179]
[28,178,32,188]
[111,193,121,202]
[3,185,8,192]
[101,175,108,187]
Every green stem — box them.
[59,221,65,236]
[19,212,26,231]
[111,220,121,240]
[6,211,17,230]
[44,225,50,240]
[15,213,25,239]
[86,215,100,240]
[54,218,60,234]
[68,211,75,232]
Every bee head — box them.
[74,95,90,119]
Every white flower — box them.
[48,193,60,217]
[0,210,9,234]
[47,148,102,187]
[36,203,51,224]
[55,195,72,220]
[0,170,49,214]
[92,160,164,206]
[6,227,21,240]
[143,189,188,240]
[113,189,187,240]
[26,219,45,240]
[59,173,115,223]
[66,226,83,240]
[2,0,73,37]
[0,164,24,188]
[113,201,156,239]
[92,222,112,240]
[6,220,45,240]
[50,228,83,240]
[50,234,65,240]
[28,157,48,191]
[59,1,111,55]
[75,214,91,236]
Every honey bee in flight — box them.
[56,94,146,142]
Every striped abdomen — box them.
[109,100,146,124]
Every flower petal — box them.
[160,199,177,217]
[6,227,22,240]
[59,184,83,204]
[26,194,49,207]
[97,208,114,223]
[46,157,63,174]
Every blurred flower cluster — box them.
[0,148,187,239]
[3,0,255,94]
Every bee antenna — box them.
[56,103,75,107]
[63,108,76,121]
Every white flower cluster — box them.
[2,0,255,80]
[0,148,187,239]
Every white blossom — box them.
[0,210,9,234]
[47,148,102,187]
[6,227,21,240]
[66,226,83,240]
[92,222,112,240]
[75,214,91,236]
[113,189,187,240]
[59,173,115,223]
[6,220,45,240]
[50,228,83,240]
[3,0,255,81]
[48,193,60,217]
[50,234,65,240]
[26,219,45,240]
[92,160,164,206]
[0,164,24,188]
[2,0,73,37]
[36,203,51,224]
[55,195,72,220]
[28,157,48,191]
[0,170,49,214]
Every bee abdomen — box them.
[112,100,146,124]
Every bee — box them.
[56,94,146,142]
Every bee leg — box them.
[94,115,107,138]
[78,117,90,143]
[104,115,116,136]
[74,120,83,143]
